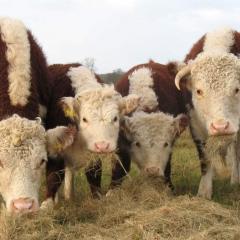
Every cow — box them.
[41,64,140,209]
[85,61,188,192]
[0,17,75,213]
[175,28,240,199]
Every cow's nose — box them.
[11,198,38,213]
[145,167,160,176]
[94,141,110,152]
[210,119,230,135]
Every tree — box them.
[82,57,97,72]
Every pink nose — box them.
[210,120,231,135]
[94,141,110,152]
[145,167,160,176]
[11,198,38,213]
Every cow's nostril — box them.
[95,142,110,151]
[211,121,229,131]
[12,198,34,212]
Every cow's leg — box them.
[197,162,213,199]
[229,141,239,185]
[41,157,65,209]
[110,151,131,188]
[85,159,102,199]
[110,133,131,188]
[64,165,74,201]
[164,155,173,190]
[193,140,214,199]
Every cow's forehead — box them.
[191,53,240,90]
[130,112,175,142]
[0,115,47,163]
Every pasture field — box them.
[1,130,240,240]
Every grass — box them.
[1,130,240,240]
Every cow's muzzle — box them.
[10,197,39,214]
[209,119,235,136]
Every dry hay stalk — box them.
[0,175,239,240]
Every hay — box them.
[205,135,235,176]
[0,175,239,240]
[0,131,240,240]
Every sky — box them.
[1,0,240,73]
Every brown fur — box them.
[115,60,186,116]
[184,36,205,62]
[0,29,49,120]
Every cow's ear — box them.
[46,125,77,157]
[173,114,189,136]
[119,94,140,115]
[59,97,79,121]
[120,116,133,141]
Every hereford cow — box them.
[175,28,240,198]
[85,61,188,192]
[41,64,139,208]
[0,17,75,213]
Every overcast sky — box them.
[1,0,240,73]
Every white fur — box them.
[197,166,213,199]
[64,166,74,200]
[0,115,75,212]
[67,66,101,96]
[0,115,46,212]
[0,17,31,106]
[129,67,158,111]
[203,27,234,54]
[124,111,183,176]
[190,52,240,135]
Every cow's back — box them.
[0,18,49,120]
[115,61,186,116]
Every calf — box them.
[42,64,139,208]
[0,17,74,213]
[121,111,187,183]
[84,61,187,191]
[175,28,240,198]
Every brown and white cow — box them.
[83,61,188,191]
[175,28,240,199]
[0,17,75,213]
[41,64,139,208]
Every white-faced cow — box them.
[41,64,139,208]
[175,28,240,199]
[0,17,75,213]
[84,61,188,192]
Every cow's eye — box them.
[163,142,169,148]
[82,117,88,123]
[135,142,141,147]
[113,116,118,122]
[196,89,203,96]
[235,88,239,94]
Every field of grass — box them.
[0,130,240,240]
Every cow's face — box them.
[0,115,75,214]
[122,112,188,177]
[61,86,139,153]
[175,53,240,137]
